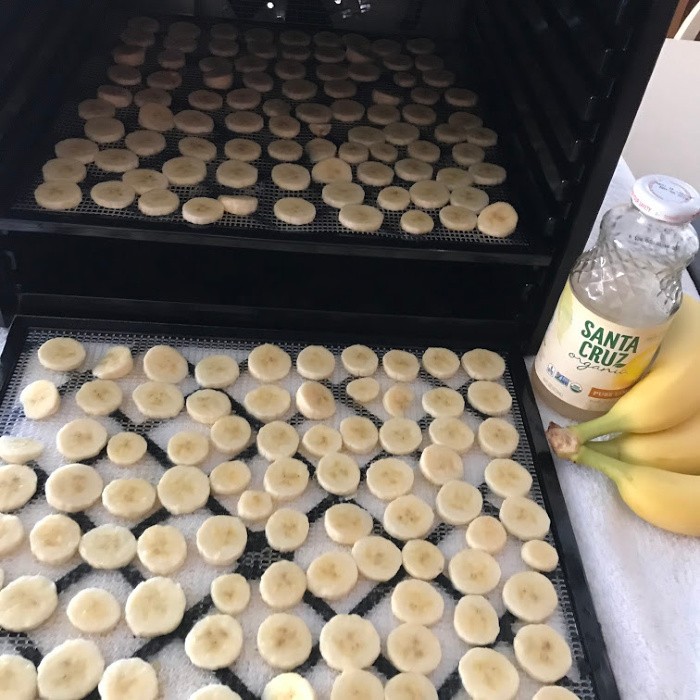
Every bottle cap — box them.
[631,174,700,224]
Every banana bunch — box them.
[546,295,700,537]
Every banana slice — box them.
[185,614,243,670]
[428,417,475,454]
[260,560,307,609]
[382,350,419,381]
[395,158,433,182]
[320,614,380,670]
[330,671,383,700]
[296,381,336,420]
[224,138,261,161]
[449,548,501,595]
[477,202,519,238]
[210,415,252,455]
[382,384,414,417]
[158,465,210,515]
[301,424,342,457]
[98,658,158,700]
[451,185,489,213]
[244,385,291,422]
[503,570,558,623]
[249,344,292,382]
[409,180,450,209]
[197,515,247,566]
[138,189,180,216]
[103,478,156,519]
[332,98,365,122]
[341,344,378,376]
[347,377,380,403]
[352,535,402,581]
[384,494,434,540]
[75,379,122,416]
[264,457,309,500]
[19,379,60,420]
[91,180,136,209]
[0,464,37,511]
[453,594,499,645]
[377,186,410,211]
[38,337,85,371]
[339,142,369,164]
[462,349,506,380]
[107,432,147,466]
[379,418,422,455]
[271,163,311,191]
[458,647,519,700]
[79,524,136,569]
[407,140,441,163]
[521,539,559,572]
[306,138,337,163]
[339,416,379,453]
[370,142,399,163]
[262,674,315,700]
[436,479,482,524]
[125,130,166,157]
[307,550,358,600]
[387,623,441,674]
[469,162,506,186]
[420,445,464,485]
[421,347,459,379]
[500,496,550,540]
[400,210,434,235]
[55,137,99,163]
[133,381,184,419]
[210,460,251,495]
[191,685,242,699]
[321,182,365,210]
[193,355,238,389]
[0,655,37,700]
[29,513,80,564]
[183,197,225,225]
[366,457,413,500]
[0,575,57,631]
[219,195,258,216]
[325,503,373,545]
[484,458,532,498]
[274,197,316,225]
[439,204,477,231]
[478,418,520,458]
[266,508,309,551]
[391,578,444,625]
[468,381,512,416]
[384,672,438,700]
[34,181,82,210]
[295,345,335,379]
[402,539,444,580]
[45,462,103,512]
[137,524,187,575]
[92,345,133,379]
[67,587,121,634]
[37,639,103,700]
[257,422,299,461]
[56,418,107,461]
[143,345,188,383]
[167,431,209,466]
[534,688,581,700]
[466,515,507,554]
[338,203,384,232]
[356,161,394,186]
[514,624,572,683]
[0,436,43,464]
[422,387,465,418]
[211,573,250,616]
[0,514,23,556]
[186,389,231,425]
[316,452,360,495]
[179,135,218,160]
[125,576,186,637]
[94,149,139,173]
[258,612,312,669]
[237,489,274,522]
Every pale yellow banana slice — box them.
[421,347,459,379]
[521,539,559,572]
[478,418,520,458]
[449,548,501,595]
[0,436,43,464]
[197,515,247,566]
[400,210,434,235]
[428,417,475,454]
[67,587,121,634]
[158,465,210,515]
[193,355,239,389]
[237,489,273,522]
[500,496,550,540]
[458,647,519,700]
[125,576,186,637]
[331,98,365,122]
[420,445,464,485]
[257,422,299,461]
[0,514,23,556]
[38,337,85,371]
[439,204,477,231]
[132,381,184,419]
[477,201,519,238]
[306,138,337,162]
[379,417,422,455]
[382,349,419,381]
[384,494,434,540]
[514,624,572,683]
[324,503,373,545]
[462,349,505,380]
[55,137,99,163]
[45,462,103,512]
[19,379,60,419]
[210,415,252,455]
[331,671,383,700]
[338,203,384,232]
[91,180,136,209]
[370,142,399,163]
[0,655,37,700]
[366,457,413,500]
[296,381,335,420]
[307,550,358,600]
[209,460,251,495]
[244,385,291,422]
[391,578,444,625]
[91,345,133,379]
[125,130,166,157]
[466,515,507,554]
[301,425,342,457]
[534,688,581,700]
[183,197,225,225]
[338,142,369,164]
[138,189,180,216]
[384,672,438,700]
[94,149,139,173]
[102,477,156,519]
[484,458,532,498]
[0,464,37,511]
[296,345,335,379]
[339,416,379,453]
[347,377,380,404]
[395,158,433,182]
[260,560,307,609]
[266,508,309,551]
[219,195,258,216]
[264,457,309,500]
[191,685,242,700]
[409,180,450,209]
[98,658,158,700]
[320,614,380,670]
[34,181,83,211]
[422,387,465,418]
[186,389,231,425]
[137,524,187,575]
[262,673,315,700]
[272,163,311,191]
[436,479,482,525]
[356,161,394,186]
[185,614,243,670]
[143,345,188,383]
[402,539,444,580]
[79,524,136,569]
[211,573,250,616]
[179,135,218,160]
[453,594,499,645]
[316,452,360,495]
[249,344,292,382]
[167,430,209,466]
[503,570,558,623]
[75,379,123,416]
[407,139,441,162]
[258,612,312,669]
[469,162,506,185]
[56,418,107,461]
[29,513,80,564]
[321,181,366,210]
[377,186,411,211]
[37,639,103,700]
[450,185,489,213]
[107,432,147,466]
[387,623,441,674]
[341,344,378,376]
[468,381,512,416]
[0,575,57,631]
[352,535,402,581]
[382,384,414,417]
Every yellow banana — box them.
[547,295,700,455]
[570,446,700,537]
[588,411,700,475]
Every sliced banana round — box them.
[382,384,414,418]
[421,347,459,379]
[125,130,166,157]
[257,612,312,670]
[307,550,358,600]
[533,687,581,700]
[436,479,482,525]
[103,477,156,520]
[187,389,231,425]
[197,515,248,566]
[466,515,507,554]
[183,197,225,225]
[185,614,243,670]
[94,148,139,173]
[352,535,402,582]
[339,416,379,453]
[219,194,258,216]
[274,197,316,225]
[138,189,180,216]
[356,161,394,186]
[143,344,188,383]
[106,432,147,467]
[377,186,410,211]
[243,385,291,421]
[384,672,438,700]
[339,141,369,164]
[407,139,441,162]
[449,548,501,595]
[422,387,465,418]
[478,417,520,458]
[67,587,121,634]
[301,424,342,457]
[453,594,499,645]
[262,673,315,700]
[370,142,399,164]
[56,418,107,461]
[271,163,310,191]
[75,379,123,416]
[237,489,274,522]
[260,560,307,609]
[477,201,519,238]
[125,576,186,637]
[0,514,23,556]
[485,458,532,498]
[467,381,512,416]
[264,457,309,500]
[193,355,239,389]
[210,416,252,455]
[439,204,477,231]
[209,461,251,496]
[29,513,80,564]
[500,496,550,540]
[521,539,559,572]
[382,349,419,381]
[265,508,309,552]
[325,503,373,545]
[420,445,464,485]
[296,381,335,420]
[341,344,378,376]
[387,623,441,674]
[379,417,422,455]
[514,624,572,683]
[46,462,103,512]
[428,417,474,454]
[320,614,380,670]
[451,185,490,213]
[137,524,187,575]
[458,647,519,700]
[257,422,299,461]
[400,209,434,235]
[296,345,335,379]
[0,575,57,631]
[391,578,444,625]
[91,179,136,209]
[306,138,337,162]
[158,465,210,515]
[211,573,251,616]
[322,182,365,209]
[0,654,37,700]
[19,379,60,419]
[366,457,413,500]
[79,524,136,569]
[167,430,209,466]
[98,658,158,700]
[0,464,37,511]
[331,670,383,700]
[339,203,384,232]
[55,137,99,163]
[37,639,103,700]
[503,570,558,623]
[248,343,292,382]
[191,685,242,700]
[38,337,85,371]
[384,494,434,540]
[462,348,505,380]
[401,539,444,580]
[409,180,450,209]
[0,436,43,464]
[93,345,133,379]
[347,377,380,404]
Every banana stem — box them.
[546,423,582,459]
[568,413,623,443]
[584,439,619,459]
[573,445,625,483]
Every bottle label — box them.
[534,282,671,411]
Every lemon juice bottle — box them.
[533,174,700,420]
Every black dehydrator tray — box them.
[0,13,552,265]
[0,313,619,699]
